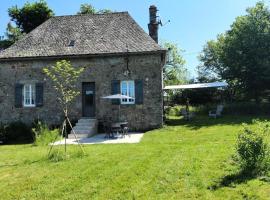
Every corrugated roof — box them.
[0,12,165,60]
[164,82,229,90]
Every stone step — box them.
[70,118,97,138]
[73,129,91,134]
[73,126,94,131]
[76,122,97,126]
[74,128,96,134]
[78,118,97,123]
[68,133,89,139]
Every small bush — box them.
[33,121,60,146]
[4,121,33,143]
[236,120,270,175]
[48,150,66,162]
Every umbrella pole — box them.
[119,104,120,121]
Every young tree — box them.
[8,0,54,33]
[43,60,84,118]
[199,2,270,102]
[43,60,85,155]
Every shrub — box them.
[33,121,60,146]
[236,120,270,175]
[5,121,33,143]
[48,150,66,162]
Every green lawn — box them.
[0,116,270,199]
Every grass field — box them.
[0,115,270,199]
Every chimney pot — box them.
[148,5,159,43]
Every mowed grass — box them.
[0,116,270,199]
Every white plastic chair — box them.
[209,105,224,118]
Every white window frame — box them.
[120,80,135,105]
[23,84,36,107]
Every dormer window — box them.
[68,40,75,47]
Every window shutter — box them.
[111,80,120,105]
[135,80,143,105]
[36,83,44,107]
[15,83,23,108]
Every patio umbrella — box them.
[101,94,134,100]
[101,94,134,121]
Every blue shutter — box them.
[111,80,120,105]
[15,83,23,108]
[135,80,143,104]
[36,83,44,107]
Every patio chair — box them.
[103,121,114,139]
[120,123,129,137]
[209,105,224,118]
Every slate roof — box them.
[0,12,165,60]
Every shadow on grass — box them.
[0,159,43,168]
[165,115,270,130]
[208,170,255,190]
[1,139,33,145]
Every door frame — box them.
[82,82,96,118]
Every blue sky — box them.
[0,0,264,77]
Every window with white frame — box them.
[23,84,36,107]
[121,80,135,104]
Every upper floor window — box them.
[23,84,36,107]
[121,80,135,104]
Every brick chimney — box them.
[148,5,159,43]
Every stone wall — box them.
[0,53,164,131]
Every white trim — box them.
[23,84,36,107]
[120,80,135,105]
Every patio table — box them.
[111,122,128,137]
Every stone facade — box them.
[0,53,164,131]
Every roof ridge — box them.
[53,11,129,18]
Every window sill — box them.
[121,103,135,105]
[23,105,36,108]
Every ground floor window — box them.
[121,80,135,104]
[23,84,36,107]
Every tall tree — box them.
[163,42,188,86]
[77,3,96,14]
[8,0,54,33]
[199,2,270,102]
[5,22,23,43]
[77,3,112,15]
[0,23,22,50]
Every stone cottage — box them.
[0,6,166,132]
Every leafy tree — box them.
[98,9,113,14]
[163,42,188,86]
[5,22,23,43]
[0,40,13,50]
[77,3,112,15]
[199,2,270,102]
[8,0,54,33]
[0,22,24,50]
[43,60,84,116]
[77,3,96,14]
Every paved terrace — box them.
[52,132,144,145]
